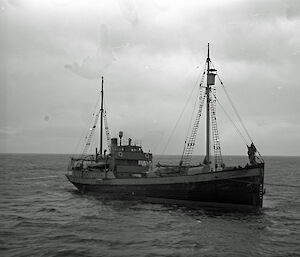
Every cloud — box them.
[65,24,115,79]
[7,0,23,8]
[117,0,138,25]
[285,0,300,19]
[1,0,300,155]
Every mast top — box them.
[207,43,210,60]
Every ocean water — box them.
[0,154,299,257]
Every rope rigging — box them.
[210,61,263,161]
[211,92,248,145]
[81,101,112,156]
[82,103,101,156]
[210,61,254,144]
[72,93,101,156]
[210,85,224,171]
[180,87,206,166]
[183,63,207,144]
[161,62,206,155]
[180,65,207,166]
[184,86,203,147]
[103,103,111,153]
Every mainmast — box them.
[205,43,211,165]
[100,76,104,156]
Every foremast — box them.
[100,76,104,156]
[73,76,107,159]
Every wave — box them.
[264,182,300,188]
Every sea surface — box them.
[0,154,299,257]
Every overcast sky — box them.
[1,0,299,156]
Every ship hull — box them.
[66,163,264,208]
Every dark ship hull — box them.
[66,163,264,208]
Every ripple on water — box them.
[0,154,299,257]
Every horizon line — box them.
[0,152,299,157]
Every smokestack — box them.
[119,131,123,146]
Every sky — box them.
[0,0,299,156]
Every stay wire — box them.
[181,88,205,159]
[210,62,264,160]
[184,91,199,142]
[161,61,206,155]
[81,91,101,156]
[72,92,101,156]
[211,92,248,145]
[210,61,254,144]
[90,92,102,152]
[183,65,207,145]
[216,73,264,160]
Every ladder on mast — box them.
[180,88,206,166]
[210,86,223,171]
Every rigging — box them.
[210,85,224,171]
[104,108,111,153]
[82,107,100,156]
[180,67,206,167]
[210,61,254,144]
[161,61,206,155]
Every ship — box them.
[66,44,265,208]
